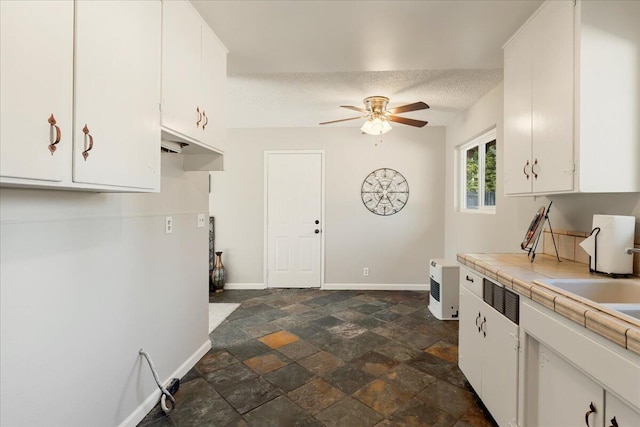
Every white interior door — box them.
[266,152,323,288]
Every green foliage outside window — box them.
[466,146,479,193]
[463,138,496,209]
[485,141,496,194]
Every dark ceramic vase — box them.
[211,251,226,292]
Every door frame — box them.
[263,150,325,289]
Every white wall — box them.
[445,82,640,260]
[0,153,211,427]
[210,126,446,286]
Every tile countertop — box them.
[457,252,640,357]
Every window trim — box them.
[459,128,497,214]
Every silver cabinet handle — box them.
[82,124,93,161]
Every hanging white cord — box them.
[139,349,176,414]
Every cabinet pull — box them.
[475,312,481,331]
[481,316,487,337]
[48,114,61,155]
[609,416,618,427]
[196,106,202,127]
[466,275,474,283]
[202,111,208,130]
[82,124,93,161]
[585,402,596,427]
[523,160,530,180]
[533,158,539,180]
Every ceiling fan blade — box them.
[387,115,428,128]
[319,115,366,125]
[386,101,430,115]
[340,105,368,113]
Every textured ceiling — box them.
[192,0,543,128]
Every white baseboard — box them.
[323,283,430,291]
[223,282,266,290]
[119,339,212,427]
[224,283,429,291]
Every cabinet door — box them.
[503,21,533,195]
[73,0,161,190]
[605,392,640,427]
[0,0,73,183]
[482,306,519,427]
[199,23,227,153]
[161,0,202,142]
[458,287,484,395]
[530,0,575,194]
[536,342,604,427]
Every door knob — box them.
[314,229,320,234]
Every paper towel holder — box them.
[587,226,632,278]
[586,227,601,274]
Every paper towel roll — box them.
[579,215,635,274]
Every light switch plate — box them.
[197,213,206,228]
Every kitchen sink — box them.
[599,304,640,321]
[540,278,640,321]
[542,278,640,304]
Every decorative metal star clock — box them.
[361,168,409,216]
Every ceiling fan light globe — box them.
[361,117,392,135]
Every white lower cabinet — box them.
[521,299,640,427]
[606,392,640,427]
[533,342,604,427]
[459,284,519,427]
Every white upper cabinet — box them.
[161,0,227,154]
[529,0,575,194]
[0,0,74,184]
[200,25,227,152]
[73,1,161,190]
[577,0,640,193]
[0,0,161,192]
[161,1,201,143]
[503,19,534,195]
[504,0,575,195]
[504,0,640,195]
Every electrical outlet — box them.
[165,216,173,234]
[363,267,369,276]
[197,213,206,228]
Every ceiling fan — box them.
[319,96,429,135]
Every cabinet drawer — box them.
[460,267,482,297]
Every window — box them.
[460,128,496,212]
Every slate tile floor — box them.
[139,289,497,427]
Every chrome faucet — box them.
[624,247,640,254]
